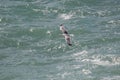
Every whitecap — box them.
[73,50,88,57]
[56,65,64,70]
[70,34,74,37]
[82,69,92,75]
[58,45,62,49]
[61,72,71,78]
[59,13,73,20]
[47,48,51,52]
[107,20,115,24]
[72,65,81,69]
[82,55,120,66]
[96,10,110,17]
[97,11,106,16]
[81,58,112,66]
[46,30,51,34]
[53,10,58,13]
[91,59,111,66]
[29,28,34,32]
[101,76,120,80]
[0,18,2,22]
[32,9,40,12]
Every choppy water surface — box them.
[0,0,120,80]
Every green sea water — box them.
[0,0,120,80]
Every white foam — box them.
[82,55,120,66]
[96,10,110,17]
[82,69,92,75]
[58,45,62,49]
[32,9,40,12]
[46,30,51,34]
[91,59,111,66]
[0,18,2,22]
[47,48,51,52]
[101,76,120,80]
[70,34,74,37]
[52,10,58,13]
[97,11,106,16]
[46,30,52,36]
[29,28,33,32]
[56,65,64,70]
[108,20,115,24]
[61,72,71,78]
[73,50,88,57]
[59,13,73,20]
[114,32,120,35]
[72,65,81,69]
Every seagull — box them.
[60,24,72,46]
[60,24,68,34]
[62,33,72,46]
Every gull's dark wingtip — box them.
[68,43,72,46]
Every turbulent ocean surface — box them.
[0,0,120,80]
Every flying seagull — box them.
[60,24,68,34]
[60,24,72,46]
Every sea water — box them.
[0,0,120,80]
